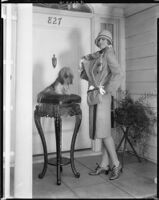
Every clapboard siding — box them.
[126,30,157,49]
[125,6,157,24]
[144,145,157,163]
[125,6,157,163]
[126,17,156,37]
[125,6,158,35]
[129,94,157,109]
[124,4,157,17]
[126,69,156,82]
[126,56,156,71]
[147,134,157,148]
[126,82,157,95]
[126,42,156,59]
[125,13,156,33]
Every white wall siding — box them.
[126,82,157,95]
[124,4,157,18]
[126,31,156,48]
[126,56,156,71]
[126,43,157,59]
[126,69,156,82]
[125,6,157,163]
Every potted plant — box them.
[114,90,157,160]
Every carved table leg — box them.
[54,113,62,185]
[34,109,48,178]
[70,113,82,178]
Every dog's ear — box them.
[58,68,65,84]
[69,73,74,84]
[66,68,74,84]
[65,70,74,84]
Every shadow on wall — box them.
[58,28,84,95]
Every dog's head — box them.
[58,67,74,85]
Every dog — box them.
[37,67,74,102]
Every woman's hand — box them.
[98,85,106,95]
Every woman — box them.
[80,29,123,180]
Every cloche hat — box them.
[95,30,112,47]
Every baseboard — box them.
[3,149,101,167]
[33,149,102,164]
[3,148,157,168]
[125,150,157,164]
[143,155,157,164]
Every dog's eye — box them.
[64,74,69,78]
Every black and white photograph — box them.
[1,1,158,199]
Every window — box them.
[101,23,114,37]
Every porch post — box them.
[119,16,126,90]
[14,4,32,198]
[4,4,12,198]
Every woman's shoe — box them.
[109,162,122,180]
[89,163,110,176]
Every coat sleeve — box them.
[83,51,100,60]
[105,48,124,96]
[80,64,89,81]
[79,51,100,81]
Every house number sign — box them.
[48,16,62,26]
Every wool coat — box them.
[80,46,123,139]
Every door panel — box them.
[33,11,91,154]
